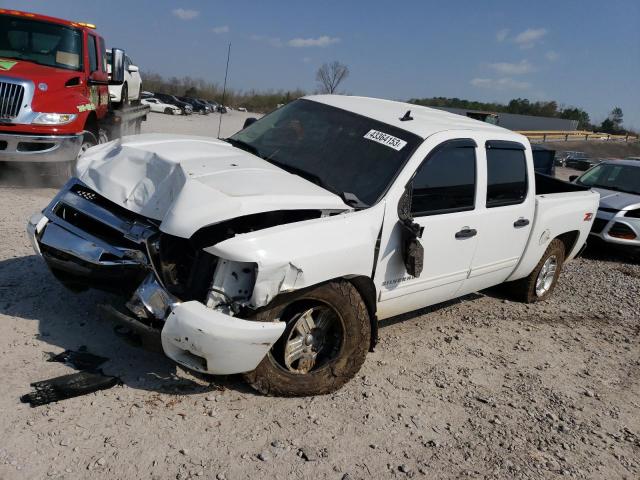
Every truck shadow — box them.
[0,254,251,397]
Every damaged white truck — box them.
[27,96,599,396]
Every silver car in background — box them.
[574,160,640,252]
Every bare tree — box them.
[316,61,349,94]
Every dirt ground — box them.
[0,114,639,479]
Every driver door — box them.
[376,139,480,317]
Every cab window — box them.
[411,140,477,216]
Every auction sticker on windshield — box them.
[364,129,407,151]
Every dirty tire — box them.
[511,239,565,303]
[244,281,371,397]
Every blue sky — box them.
[12,0,640,128]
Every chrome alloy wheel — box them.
[282,306,341,374]
[535,255,558,297]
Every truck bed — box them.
[507,176,599,282]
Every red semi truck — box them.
[0,9,147,176]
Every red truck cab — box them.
[0,9,125,165]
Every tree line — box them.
[409,97,631,134]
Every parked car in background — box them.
[28,95,599,396]
[565,152,598,171]
[141,98,181,115]
[106,51,142,105]
[153,93,193,115]
[625,156,640,162]
[237,107,248,112]
[177,97,209,114]
[556,151,586,168]
[140,91,154,99]
[572,160,640,253]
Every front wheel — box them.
[164,107,174,115]
[120,83,129,106]
[244,281,371,396]
[511,239,565,303]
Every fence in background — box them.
[518,130,639,143]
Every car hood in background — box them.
[76,134,349,238]
[592,187,640,211]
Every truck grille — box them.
[0,81,25,119]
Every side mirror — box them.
[128,65,139,73]
[569,175,579,182]
[243,117,258,129]
[109,48,125,85]
[398,184,424,278]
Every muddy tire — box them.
[511,239,565,303]
[244,281,371,397]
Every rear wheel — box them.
[244,281,371,396]
[511,239,565,303]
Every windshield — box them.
[0,15,83,71]
[578,163,640,195]
[229,99,422,206]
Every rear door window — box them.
[486,141,528,207]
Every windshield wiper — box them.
[224,137,260,156]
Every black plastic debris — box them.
[46,346,108,371]
[20,371,120,407]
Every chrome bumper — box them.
[0,132,83,162]
[28,178,155,291]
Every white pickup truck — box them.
[27,95,599,396]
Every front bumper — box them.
[28,179,285,375]
[589,210,640,248]
[0,132,83,163]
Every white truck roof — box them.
[307,94,517,140]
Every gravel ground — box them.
[0,115,639,479]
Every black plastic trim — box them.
[486,140,526,150]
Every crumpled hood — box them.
[592,187,640,211]
[76,133,349,238]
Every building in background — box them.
[434,107,579,131]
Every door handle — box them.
[513,218,530,228]
[455,228,477,239]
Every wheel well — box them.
[346,276,378,352]
[83,112,98,136]
[556,230,580,258]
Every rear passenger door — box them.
[378,139,480,313]
[462,140,535,294]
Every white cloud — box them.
[488,59,535,75]
[470,77,531,90]
[514,28,547,48]
[545,50,559,61]
[287,36,340,48]
[496,28,509,42]
[211,25,229,34]
[172,8,199,20]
